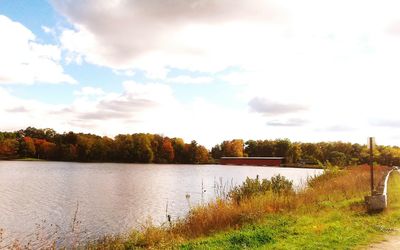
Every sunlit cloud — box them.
[249,97,308,116]
[267,118,308,127]
[0,15,75,85]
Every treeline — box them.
[1,127,400,166]
[0,127,209,163]
[211,139,400,167]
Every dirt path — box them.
[367,235,400,249]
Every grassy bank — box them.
[4,165,399,249]
[176,167,396,249]
[180,170,400,249]
[15,158,44,161]
[85,165,397,249]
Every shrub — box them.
[270,174,294,195]
[229,175,293,204]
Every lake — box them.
[0,161,322,247]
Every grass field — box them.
[180,170,400,250]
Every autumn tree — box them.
[215,139,244,157]
[300,143,322,163]
[0,139,19,159]
[160,138,174,163]
[34,139,57,160]
[195,145,209,163]
[288,143,302,163]
[171,138,185,163]
[19,136,36,158]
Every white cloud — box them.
[74,87,105,96]
[41,26,52,34]
[112,69,135,77]
[52,0,281,74]
[0,82,175,136]
[267,118,308,127]
[167,75,213,84]
[0,15,76,85]
[249,97,307,116]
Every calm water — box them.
[0,161,322,246]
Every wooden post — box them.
[369,137,374,195]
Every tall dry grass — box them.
[298,165,388,206]
[122,165,390,249]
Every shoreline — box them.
[3,159,322,169]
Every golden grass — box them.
[171,193,296,239]
[297,165,388,207]
[120,165,390,249]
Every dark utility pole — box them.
[369,137,374,195]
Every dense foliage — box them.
[1,127,400,166]
[212,139,400,167]
[0,127,209,163]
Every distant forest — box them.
[1,127,400,167]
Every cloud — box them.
[249,97,307,116]
[0,81,176,135]
[51,0,281,74]
[167,75,213,84]
[371,119,400,128]
[49,0,400,83]
[41,26,52,34]
[74,87,105,96]
[69,81,175,125]
[267,118,307,127]
[0,15,75,85]
[321,125,355,132]
[5,106,30,113]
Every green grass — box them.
[15,157,44,161]
[180,171,400,250]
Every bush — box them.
[229,175,293,204]
[270,174,294,195]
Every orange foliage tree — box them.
[0,139,19,159]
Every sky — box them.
[1,0,400,148]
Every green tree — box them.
[132,134,154,163]
[274,139,291,158]
[328,151,347,167]
[288,143,302,163]
[211,144,222,159]
[171,138,186,163]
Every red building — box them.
[220,157,284,166]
